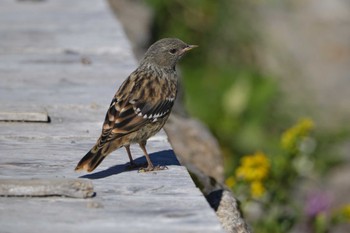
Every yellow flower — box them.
[235,151,270,181]
[331,204,350,224]
[250,181,265,198]
[225,176,236,188]
[340,204,350,221]
[281,118,315,151]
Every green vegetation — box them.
[227,119,349,232]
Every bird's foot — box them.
[138,165,168,173]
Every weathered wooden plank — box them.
[0,136,180,179]
[0,178,94,198]
[0,0,133,55]
[0,54,134,106]
[0,138,222,233]
[0,196,222,233]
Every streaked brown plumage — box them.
[75,38,197,172]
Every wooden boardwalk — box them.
[0,0,223,232]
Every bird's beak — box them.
[180,45,198,55]
[187,44,198,50]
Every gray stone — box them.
[165,114,225,183]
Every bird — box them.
[75,38,197,173]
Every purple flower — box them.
[305,192,331,217]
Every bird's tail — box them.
[75,147,107,172]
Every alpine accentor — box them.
[75,38,197,172]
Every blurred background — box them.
[109,0,350,232]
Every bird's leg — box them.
[125,145,137,169]
[138,141,168,172]
[138,142,154,171]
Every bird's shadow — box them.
[79,149,180,180]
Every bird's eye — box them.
[169,48,177,54]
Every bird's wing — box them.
[96,70,176,148]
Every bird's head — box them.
[141,38,197,69]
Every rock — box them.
[187,164,251,233]
[164,114,225,183]
[208,190,251,233]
